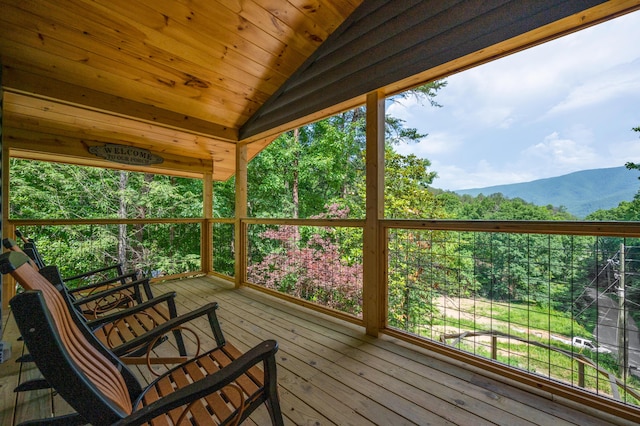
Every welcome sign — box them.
[89,144,164,166]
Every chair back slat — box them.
[3,238,40,270]
[4,252,133,416]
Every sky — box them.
[388,10,640,191]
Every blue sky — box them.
[388,11,640,191]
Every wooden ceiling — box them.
[1,0,639,179]
[1,0,362,178]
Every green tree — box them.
[624,125,640,175]
[9,159,202,279]
[445,192,577,307]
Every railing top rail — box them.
[12,217,640,236]
[209,218,236,224]
[242,218,366,227]
[9,218,204,226]
[382,219,640,237]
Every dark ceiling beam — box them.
[240,0,607,140]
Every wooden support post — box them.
[618,243,627,378]
[234,143,248,288]
[491,335,498,360]
[201,171,213,274]
[0,68,3,312]
[363,91,385,337]
[578,362,585,388]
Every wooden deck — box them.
[0,275,636,425]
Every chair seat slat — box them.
[196,349,259,414]
[211,347,263,393]
[222,345,265,386]
[126,314,152,335]
[150,305,171,322]
[153,375,187,424]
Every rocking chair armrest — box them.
[63,263,124,281]
[110,302,221,356]
[66,271,141,295]
[84,291,178,328]
[117,340,279,426]
[70,277,151,306]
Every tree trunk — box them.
[133,173,154,271]
[292,128,300,219]
[117,171,128,266]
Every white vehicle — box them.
[572,337,611,354]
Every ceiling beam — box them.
[5,131,217,179]
[2,63,238,142]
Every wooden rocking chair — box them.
[3,238,245,399]
[2,251,284,426]
[8,233,148,316]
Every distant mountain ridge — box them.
[454,166,639,218]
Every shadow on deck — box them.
[0,275,634,425]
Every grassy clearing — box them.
[474,301,590,337]
[415,297,640,405]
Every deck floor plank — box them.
[213,288,526,425]
[187,283,488,425]
[1,310,54,426]
[224,280,634,426]
[160,276,638,426]
[167,279,379,425]
[2,275,639,425]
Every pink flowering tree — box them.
[247,204,363,316]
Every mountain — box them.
[454,166,639,218]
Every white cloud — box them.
[386,98,417,123]
[470,106,515,129]
[432,13,640,129]
[432,160,537,190]
[396,131,462,158]
[607,138,640,165]
[390,11,640,190]
[547,59,640,116]
[522,132,600,172]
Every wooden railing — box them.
[3,218,205,302]
[381,219,640,414]
[6,216,640,417]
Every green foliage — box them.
[624,126,640,175]
[10,160,202,277]
[450,192,575,220]
[383,148,443,219]
[244,113,366,218]
[11,94,640,400]
[10,160,202,219]
[391,80,448,108]
[475,302,588,336]
[246,207,363,316]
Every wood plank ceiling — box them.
[1,0,639,179]
[0,0,362,179]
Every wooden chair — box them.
[3,238,218,369]
[16,229,142,287]
[9,233,147,316]
[2,251,284,426]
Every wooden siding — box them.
[2,276,638,425]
